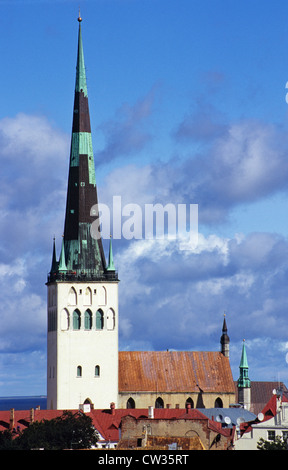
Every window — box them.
[155,397,164,408]
[98,286,107,306]
[60,309,69,331]
[107,308,115,330]
[214,397,223,408]
[96,309,104,330]
[77,366,82,377]
[68,287,77,306]
[84,287,92,306]
[73,309,81,330]
[268,430,276,441]
[95,365,100,377]
[84,309,92,330]
[185,397,194,409]
[127,397,135,409]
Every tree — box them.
[257,436,288,450]
[0,429,15,450]
[7,411,99,450]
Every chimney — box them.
[110,402,115,415]
[186,403,191,413]
[9,408,15,431]
[30,408,35,423]
[148,406,154,419]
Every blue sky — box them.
[1,0,288,397]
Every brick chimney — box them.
[110,402,115,415]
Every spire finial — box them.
[78,8,82,22]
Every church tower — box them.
[237,340,251,410]
[46,16,119,410]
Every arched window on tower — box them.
[60,308,69,331]
[68,287,77,306]
[96,309,104,330]
[98,286,107,306]
[84,287,92,306]
[106,308,115,330]
[77,366,82,377]
[73,309,81,330]
[95,365,100,377]
[84,309,92,330]
[155,397,164,408]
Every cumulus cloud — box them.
[0,113,69,257]
[99,112,288,227]
[115,229,288,381]
[0,113,69,361]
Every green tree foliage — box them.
[257,436,288,450]
[0,411,99,450]
[0,429,15,450]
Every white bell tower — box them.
[46,16,119,410]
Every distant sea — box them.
[0,396,47,411]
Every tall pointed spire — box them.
[60,15,110,279]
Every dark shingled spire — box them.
[48,16,117,282]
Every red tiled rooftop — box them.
[0,406,232,442]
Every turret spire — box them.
[50,237,58,275]
[107,236,116,272]
[58,236,67,273]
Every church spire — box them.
[237,340,251,410]
[238,340,251,387]
[48,15,117,282]
[220,314,230,358]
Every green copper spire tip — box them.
[58,236,67,273]
[107,236,115,271]
[238,339,251,388]
[240,339,249,368]
[75,13,88,97]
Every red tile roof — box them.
[0,407,232,443]
[119,351,235,393]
